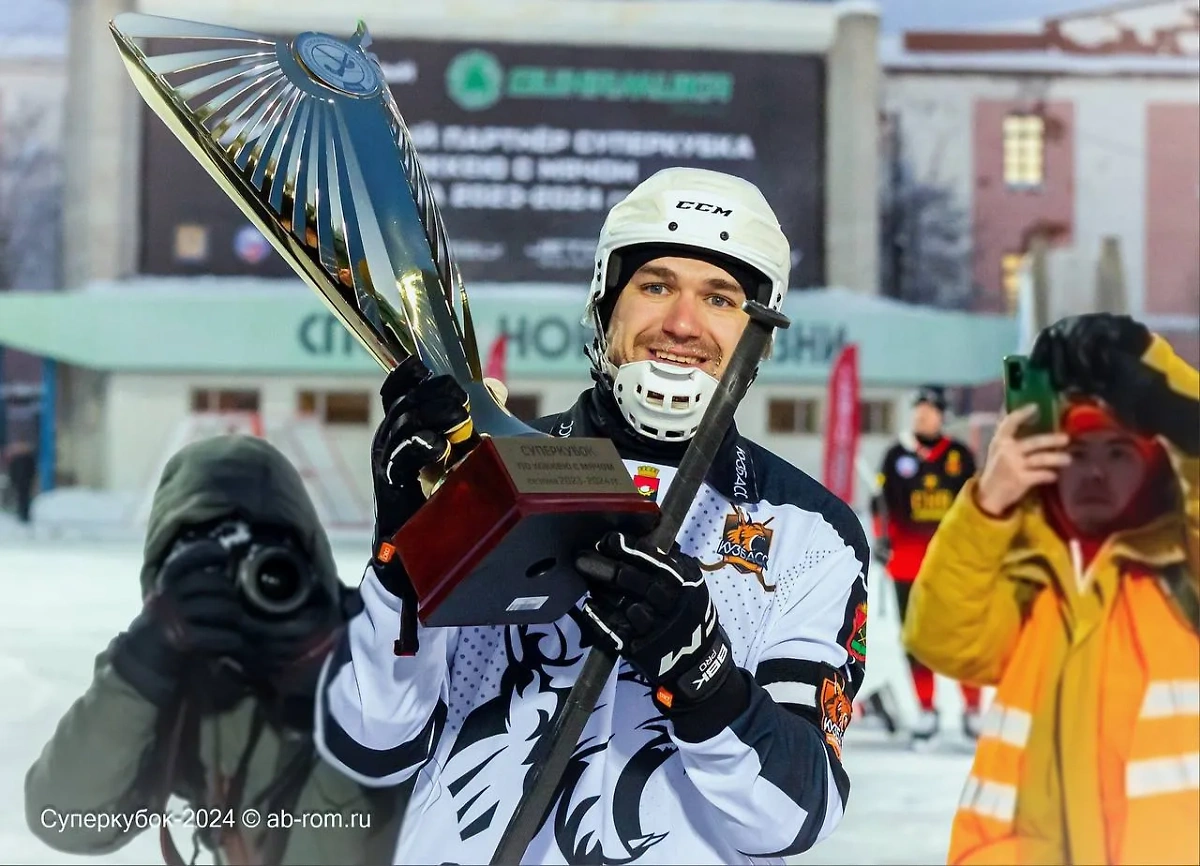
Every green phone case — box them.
[1003,355,1059,435]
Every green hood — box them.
[139,435,340,596]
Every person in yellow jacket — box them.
[902,313,1199,866]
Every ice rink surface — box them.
[0,531,975,865]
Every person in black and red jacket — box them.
[871,385,981,744]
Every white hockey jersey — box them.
[316,391,870,864]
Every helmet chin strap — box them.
[609,359,720,442]
[592,326,737,443]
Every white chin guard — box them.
[609,359,719,442]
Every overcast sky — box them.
[878,0,1101,32]
[2,0,66,38]
[3,0,1106,38]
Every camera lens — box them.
[238,546,313,616]
[257,555,301,600]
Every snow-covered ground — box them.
[0,526,976,865]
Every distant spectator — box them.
[5,440,36,523]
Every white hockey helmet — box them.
[583,167,791,442]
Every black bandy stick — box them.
[490,300,791,866]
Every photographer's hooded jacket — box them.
[24,435,404,865]
[316,387,871,865]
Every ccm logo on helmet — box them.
[675,201,732,216]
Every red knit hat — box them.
[1040,398,1172,558]
[1059,401,1165,467]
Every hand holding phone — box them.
[976,404,1072,517]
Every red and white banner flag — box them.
[484,332,507,383]
[822,343,860,505]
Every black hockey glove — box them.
[1031,313,1199,455]
[575,532,748,740]
[370,356,473,654]
[371,357,473,531]
[110,539,249,709]
[370,356,472,575]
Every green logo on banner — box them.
[446,48,735,111]
[446,49,504,111]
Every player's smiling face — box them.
[605,256,748,379]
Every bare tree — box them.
[0,98,64,292]
[879,120,977,310]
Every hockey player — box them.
[902,314,1198,865]
[871,386,980,742]
[315,168,870,864]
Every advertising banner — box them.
[140,38,827,287]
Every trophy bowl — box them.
[109,13,659,626]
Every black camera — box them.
[186,520,316,617]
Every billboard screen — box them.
[140,38,826,287]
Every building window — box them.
[1003,114,1045,188]
[767,398,820,434]
[324,391,371,425]
[191,388,260,413]
[297,389,371,425]
[860,400,894,435]
[297,390,318,416]
[505,394,541,422]
[1001,252,1028,312]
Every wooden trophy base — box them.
[392,436,660,627]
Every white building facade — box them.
[884,0,1200,365]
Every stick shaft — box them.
[489,302,789,865]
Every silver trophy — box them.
[109,14,658,627]
[108,13,521,429]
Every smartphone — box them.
[1003,354,1059,436]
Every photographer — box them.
[902,314,1198,866]
[25,435,405,865]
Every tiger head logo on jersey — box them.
[820,677,852,760]
[700,506,775,591]
[945,449,962,477]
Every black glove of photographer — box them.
[110,539,248,708]
[1031,313,1199,455]
[238,585,358,730]
[242,586,352,681]
[575,532,748,741]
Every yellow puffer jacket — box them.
[903,336,1199,866]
